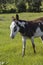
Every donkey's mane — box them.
[31,17,43,23]
[17,17,43,23]
[12,14,43,24]
[18,20,27,22]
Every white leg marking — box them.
[31,37,34,44]
[22,36,26,56]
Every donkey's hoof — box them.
[22,53,25,57]
[34,50,36,54]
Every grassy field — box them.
[0,12,43,65]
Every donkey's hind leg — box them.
[31,37,36,53]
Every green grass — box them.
[0,12,43,65]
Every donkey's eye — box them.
[14,26,17,32]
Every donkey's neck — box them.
[16,20,26,27]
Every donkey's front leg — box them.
[22,36,26,57]
[31,37,36,53]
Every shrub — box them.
[18,3,26,12]
[16,1,26,12]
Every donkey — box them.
[10,14,43,56]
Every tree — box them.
[27,0,42,12]
[0,0,15,13]
[15,0,26,12]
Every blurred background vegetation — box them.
[0,0,43,13]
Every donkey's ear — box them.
[12,16,15,21]
[16,14,19,20]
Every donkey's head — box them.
[10,14,20,39]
